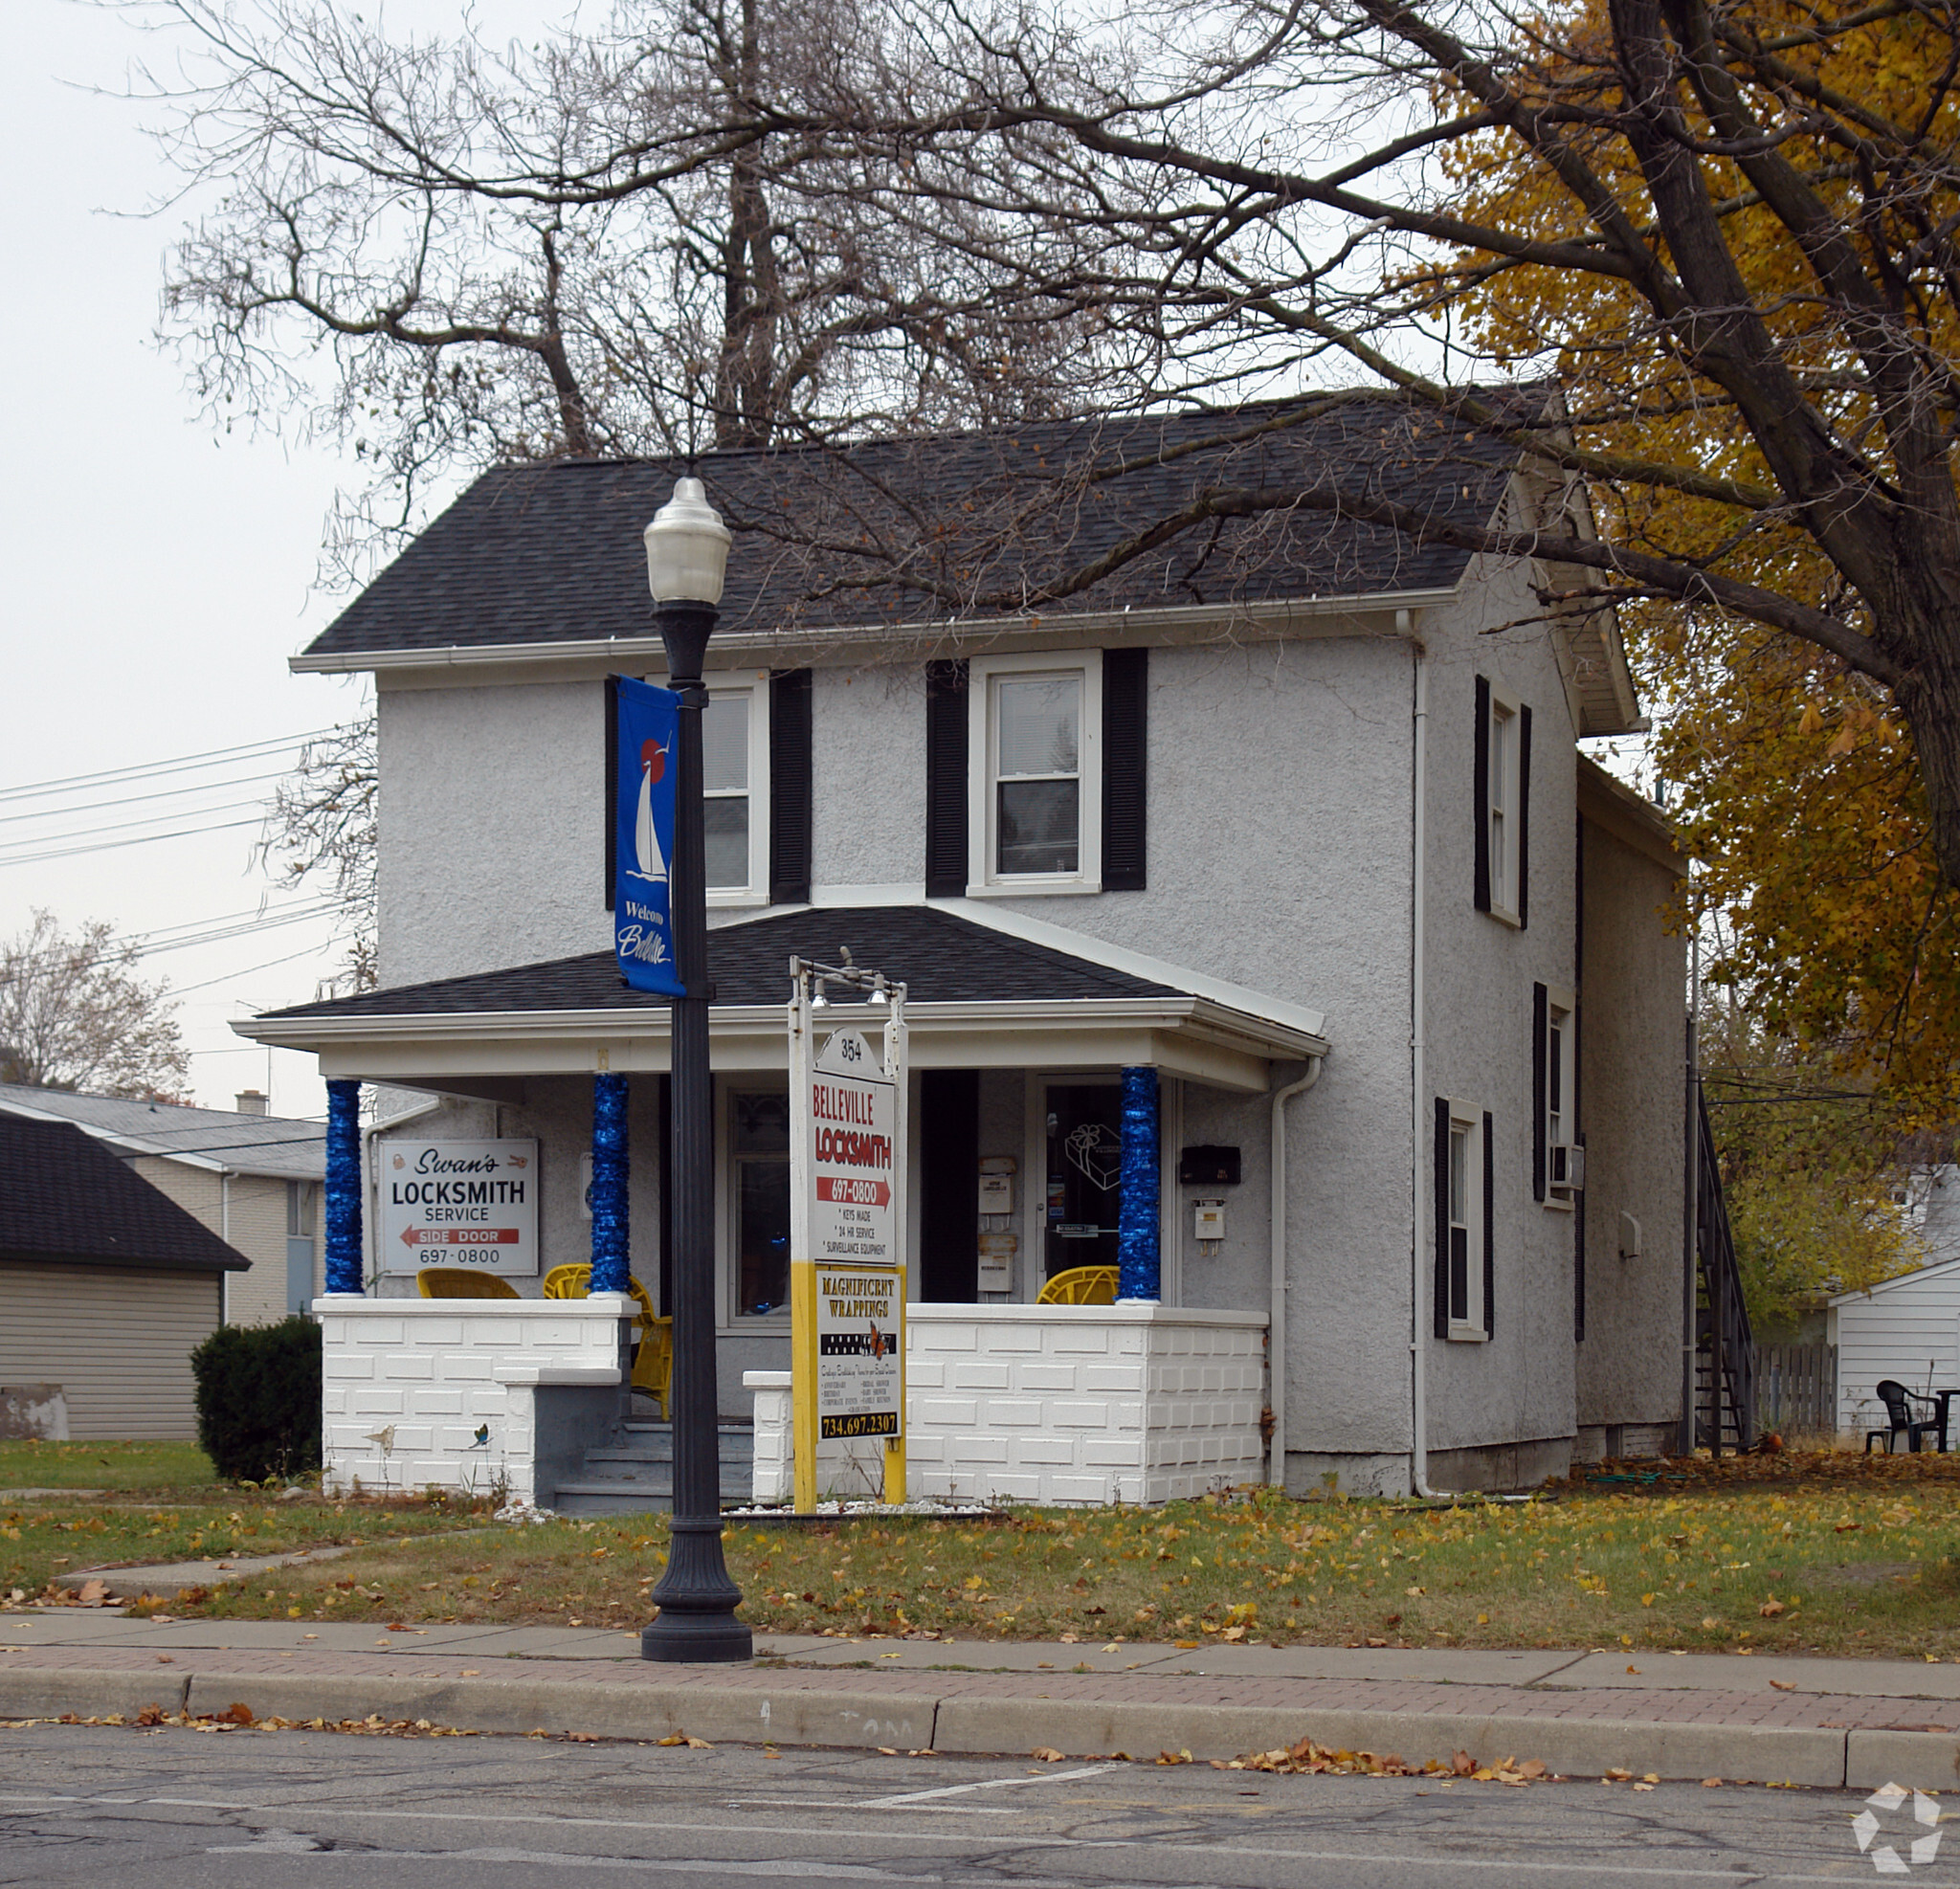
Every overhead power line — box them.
[0,767,291,826]
[0,726,344,806]
[0,814,267,868]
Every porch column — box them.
[1117,1065,1161,1301]
[590,1072,631,1294]
[323,1078,364,1295]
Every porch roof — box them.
[239,902,1328,1096]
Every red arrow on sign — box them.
[399,1227,521,1246]
[816,1177,890,1207]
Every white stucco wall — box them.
[1576,820,1688,1440]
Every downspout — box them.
[1269,1054,1325,1487]
[1407,623,1442,1499]
[220,1171,232,1326]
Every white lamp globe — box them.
[643,476,732,606]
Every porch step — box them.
[552,1421,755,1516]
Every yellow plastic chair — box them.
[1036,1264,1119,1306]
[543,1262,673,1418]
[416,1267,520,1300]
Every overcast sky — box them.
[2,1,489,1121]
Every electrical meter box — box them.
[1193,1198,1227,1242]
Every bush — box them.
[190,1316,323,1483]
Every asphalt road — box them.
[0,1724,1916,1887]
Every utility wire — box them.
[0,815,266,867]
[0,728,342,805]
[0,796,275,855]
[0,768,291,826]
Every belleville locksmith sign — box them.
[377,1139,540,1276]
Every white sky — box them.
[1,1,501,1120]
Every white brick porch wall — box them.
[749,1304,1268,1506]
[316,1295,626,1505]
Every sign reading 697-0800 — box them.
[378,1139,540,1278]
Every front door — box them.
[1042,1082,1123,1282]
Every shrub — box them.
[190,1316,323,1483]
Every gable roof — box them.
[0,1083,324,1182]
[297,395,1548,669]
[0,1117,251,1274]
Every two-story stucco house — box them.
[246,398,1687,1505]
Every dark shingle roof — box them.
[265,904,1177,1021]
[303,396,1544,662]
[0,1118,252,1273]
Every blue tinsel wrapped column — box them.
[590,1072,631,1294]
[1117,1065,1161,1302]
[323,1078,365,1295]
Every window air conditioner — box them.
[1548,1144,1586,1190]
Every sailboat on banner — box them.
[630,738,668,885]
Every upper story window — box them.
[1474,677,1531,926]
[967,649,1103,894]
[671,672,771,905]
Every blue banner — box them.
[614,676,685,998]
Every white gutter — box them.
[290,589,1464,678]
[1407,625,1443,1500]
[1268,1055,1325,1485]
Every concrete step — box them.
[553,1423,755,1516]
[587,1423,754,1468]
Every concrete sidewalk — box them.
[4,1608,1959,1791]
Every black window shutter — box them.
[603,675,619,912]
[1473,676,1491,912]
[1102,648,1148,890]
[1434,1097,1451,1340]
[1481,1109,1496,1339]
[924,659,970,898]
[1517,702,1533,928]
[1574,1163,1587,1343]
[768,668,813,905]
[1531,982,1548,1203]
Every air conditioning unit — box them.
[1548,1144,1587,1190]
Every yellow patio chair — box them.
[1036,1264,1119,1306]
[543,1262,672,1419]
[416,1267,520,1300]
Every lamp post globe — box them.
[640,473,750,1664]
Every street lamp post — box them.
[640,476,751,1664]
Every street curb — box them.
[12,1663,1959,1789]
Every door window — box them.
[731,1091,791,1316]
[1043,1083,1124,1280]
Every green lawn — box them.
[163,1453,1960,1659]
[1,1490,495,1605]
[0,1440,217,1494]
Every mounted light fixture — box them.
[643,476,732,607]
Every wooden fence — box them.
[1755,1343,1838,1438]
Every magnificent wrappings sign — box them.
[378,1139,540,1277]
[612,675,684,998]
[815,1264,902,1438]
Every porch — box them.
[248,902,1325,1509]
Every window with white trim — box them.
[646,671,771,903]
[1445,1103,1486,1339]
[1486,685,1521,922]
[968,649,1102,892]
[1545,991,1577,1207]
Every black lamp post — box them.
[640,476,751,1664]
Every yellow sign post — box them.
[789,957,907,1511]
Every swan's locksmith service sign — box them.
[378,1139,540,1277]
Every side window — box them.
[1435,1099,1494,1340]
[702,691,754,890]
[1474,677,1531,925]
[1532,984,1580,1207]
[967,650,1103,892]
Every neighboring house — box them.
[247,398,1688,1499]
[0,1116,250,1438]
[1830,1259,1960,1440]
[0,1084,325,1326]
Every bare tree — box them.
[0,911,192,1100]
[256,719,375,993]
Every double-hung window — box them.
[1436,1099,1492,1340]
[1534,983,1580,1206]
[1474,678,1530,925]
[681,672,771,904]
[968,649,1103,892]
